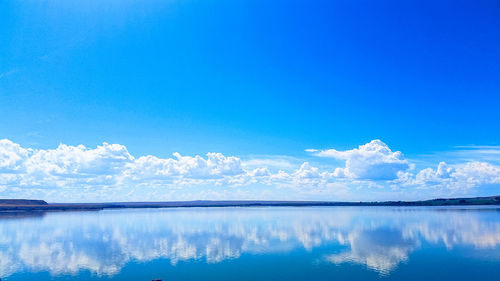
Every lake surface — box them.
[1,206,499,281]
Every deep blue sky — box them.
[2,0,500,157]
[1,0,499,201]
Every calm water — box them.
[1,207,500,281]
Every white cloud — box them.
[309,139,410,180]
[1,139,499,199]
[125,152,244,181]
[453,162,500,186]
[26,143,133,176]
[0,140,254,190]
[0,139,30,172]
[0,139,338,192]
[396,161,500,190]
[290,162,336,187]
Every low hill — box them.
[0,199,48,205]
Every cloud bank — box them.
[0,139,499,200]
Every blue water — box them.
[1,206,499,280]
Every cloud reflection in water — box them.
[0,207,499,277]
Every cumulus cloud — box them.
[290,162,336,187]
[308,139,410,180]
[309,139,500,192]
[123,152,245,183]
[0,139,254,190]
[398,161,500,190]
[0,139,338,192]
[0,139,30,172]
[0,139,499,199]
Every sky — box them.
[1,0,500,202]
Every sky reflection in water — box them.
[1,207,500,280]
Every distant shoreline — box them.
[0,195,499,213]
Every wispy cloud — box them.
[0,68,19,79]
[413,145,500,166]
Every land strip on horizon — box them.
[0,195,499,213]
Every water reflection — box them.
[0,207,499,278]
[325,228,416,275]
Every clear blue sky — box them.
[1,0,499,202]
